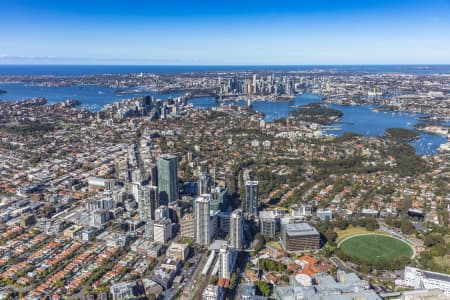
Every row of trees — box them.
[385,216,415,235]
[316,217,380,247]
[385,128,419,141]
[313,156,385,180]
[258,258,286,272]
[1,121,57,135]
[289,106,344,125]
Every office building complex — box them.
[167,242,190,261]
[157,154,179,205]
[259,210,280,238]
[211,187,228,212]
[153,218,172,244]
[281,223,320,252]
[217,211,230,234]
[195,195,211,246]
[244,181,259,215]
[230,209,244,250]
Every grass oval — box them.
[339,234,414,263]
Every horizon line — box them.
[1,63,450,67]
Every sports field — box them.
[339,234,414,263]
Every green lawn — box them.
[339,234,414,263]
[335,226,388,243]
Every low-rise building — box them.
[110,281,145,300]
[167,242,190,261]
[401,267,450,295]
[180,213,195,239]
[274,271,380,300]
[281,223,320,252]
[202,284,224,300]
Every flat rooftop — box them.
[423,270,450,283]
[284,223,319,237]
[245,180,259,186]
[159,154,177,160]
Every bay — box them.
[0,83,183,111]
[0,82,447,155]
[188,94,449,155]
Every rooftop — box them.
[283,223,319,237]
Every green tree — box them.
[255,280,272,297]
[400,218,415,235]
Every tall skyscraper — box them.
[197,172,210,195]
[155,205,170,221]
[218,244,237,280]
[143,95,153,112]
[230,208,244,250]
[195,195,211,246]
[157,154,179,205]
[138,185,159,222]
[219,246,231,279]
[150,164,158,186]
[211,187,228,212]
[244,181,259,216]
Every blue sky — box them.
[1,0,449,65]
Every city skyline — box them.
[1,0,450,65]
[1,2,450,299]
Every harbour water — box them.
[0,82,448,155]
[189,94,449,155]
[0,83,184,111]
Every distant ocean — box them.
[0,65,450,76]
[0,64,449,155]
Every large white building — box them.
[195,195,211,246]
[230,208,244,249]
[153,217,172,244]
[218,244,237,280]
[402,266,450,295]
[167,242,190,261]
